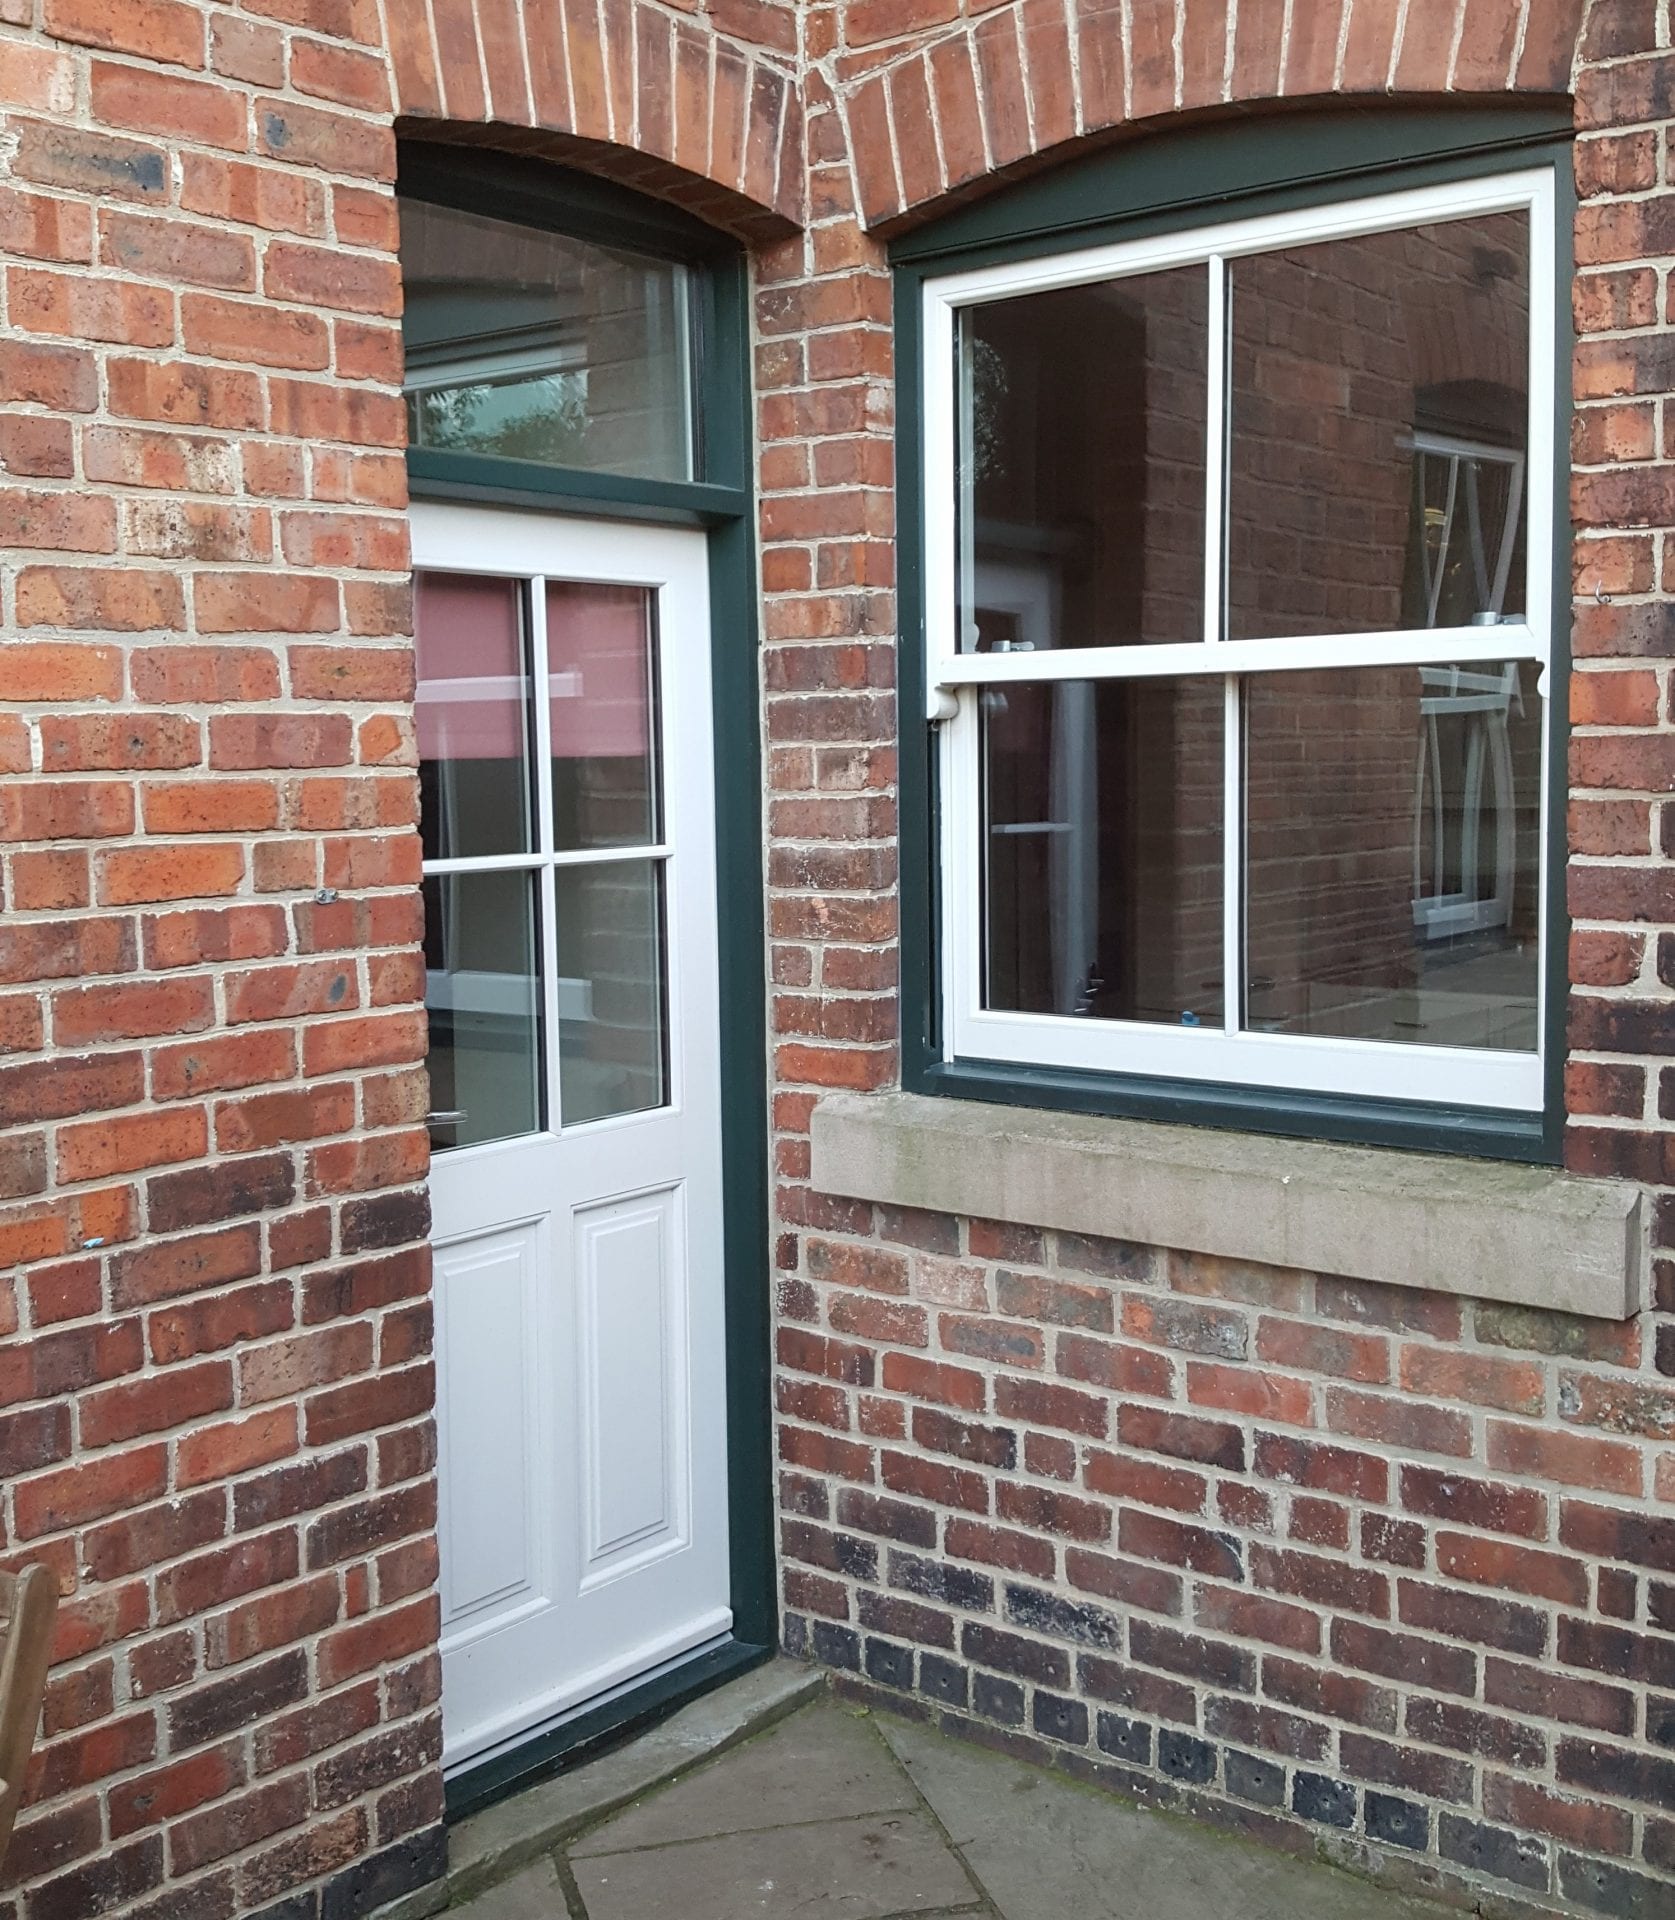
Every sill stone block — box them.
[810,1093,1644,1321]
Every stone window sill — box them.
[808,1092,1645,1322]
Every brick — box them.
[24,566,187,642]
[1325,1388,1472,1458]
[13,1444,168,1539]
[880,1351,985,1410]
[1399,1466,1547,1540]
[994,1375,1107,1435]
[1398,1579,1548,1657]
[1118,1404,1244,1470]
[110,1224,262,1309]
[1118,1510,1243,1582]
[996,1482,1111,1543]
[56,1106,207,1184]
[1253,1431,1388,1502]
[1083,1449,1204,1513]
[97,843,245,906]
[53,977,212,1047]
[1399,1346,1548,1417]
[1559,1499,1675,1571]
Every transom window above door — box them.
[918,164,1559,1121]
[400,195,695,482]
[417,565,670,1150]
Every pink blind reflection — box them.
[415,572,526,762]
[546,581,652,762]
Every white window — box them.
[921,168,1557,1114]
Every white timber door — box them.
[411,502,730,1773]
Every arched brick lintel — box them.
[390,0,806,241]
[841,0,1588,232]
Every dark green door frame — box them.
[396,144,775,1818]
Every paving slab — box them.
[449,1859,569,1920]
[571,1698,918,1855]
[436,1657,823,1906]
[876,1716,1450,1920]
[570,1808,981,1920]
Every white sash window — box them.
[922,168,1558,1112]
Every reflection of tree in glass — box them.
[971,337,1008,482]
[412,370,591,463]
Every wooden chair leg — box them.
[0,1565,59,1877]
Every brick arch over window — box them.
[838,0,1588,229]
[388,0,806,239]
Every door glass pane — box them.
[957,265,1208,653]
[556,860,667,1125]
[982,678,1224,1026]
[423,869,544,1150]
[416,571,531,863]
[400,196,694,482]
[1245,661,1542,1051]
[546,581,660,851]
[1227,209,1531,640]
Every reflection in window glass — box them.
[423,869,544,1151]
[1406,437,1528,631]
[959,267,1207,653]
[546,581,659,852]
[983,678,1224,1026]
[1227,210,1531,639]
[556,861,668,1125]
[400,197,694,482]
[416,571,532,864]
[1245,662,1541,1050]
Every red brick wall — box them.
[6,0,1675,1917]
[0,2,442,1912]
[0,4,796,1919]
[769,3,1675,1918]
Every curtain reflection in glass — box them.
[546,581,660,852]
[416,571,532,864]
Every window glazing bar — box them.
[1203,255,1227,651]
[933,624,1545,687]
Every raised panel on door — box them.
[434,1222,550,1638]
[575,1185,689,1586]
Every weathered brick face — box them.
[0,3,444,1913]
[4,0,1674,1916]
[0,2,800,1917]
[766,3,1675,1917]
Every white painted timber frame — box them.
[921,166,1558,1112]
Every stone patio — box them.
[445,1687,1461,1920]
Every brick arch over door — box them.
[837,0,1589,229]
[389,0,806,239]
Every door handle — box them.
[426,1110,468,1125]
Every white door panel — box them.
[433,1221,548,1632]
[413,504,730,1773]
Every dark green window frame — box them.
[891,105,1576,1165]
[397,144,775,1812]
